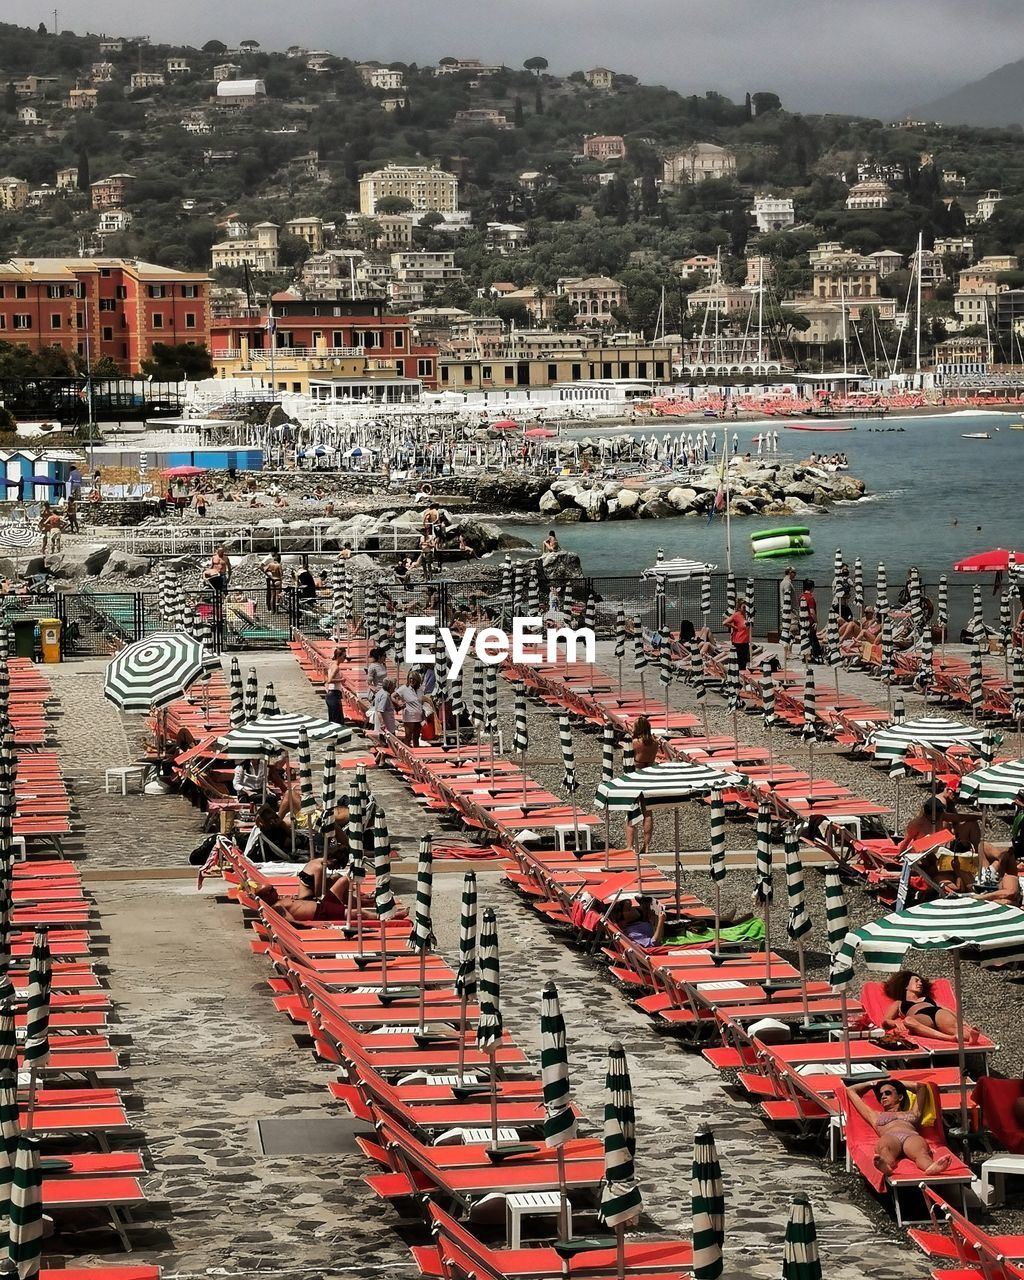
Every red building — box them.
[0,257,211,374]
[210,295,439,388]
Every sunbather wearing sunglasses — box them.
[847,1079,951,1177]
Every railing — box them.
[213,346,367,362]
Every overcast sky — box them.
[31,0,1024,116]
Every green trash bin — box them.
[12,619,35,660]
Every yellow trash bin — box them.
[39,619,61,664]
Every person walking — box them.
[65,493,79,534]
[801,578,824,661]
[263,552,283,612]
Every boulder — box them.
[639,499,676,519]
[82,544,111,576]
[575,489,607,520]
[100,551,151,579]
[538,490,562,515]
[554,508,583,524]
[667,486,698,512]
[616,488,641,512]
[541,550,584,580]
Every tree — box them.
[729,201,748,257]
[513,95,524,129]
[36,22,47,35]
[140,342,214,381]
[534,85,544,115]
[239,39,261,50]
[551,295,576,329]
[76,148,90,192]
[751,91,782,116]
[523,57,548,76]
[202,39,227,53]
[277,233,311,269]
[375,195,414,215]
[3,83,15,115]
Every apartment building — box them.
[358,165,459,215]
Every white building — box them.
[16,106,39,126]
[97,209,133,234]
[166,57,190,75]
[358,164,459,215]
[216,79,267,107]
[213,63,240,82]
[752,194,794,232]
[663,142,736,186]
[129,71,165,91]
[845,179,892,210]
[975,189,1002,222]
[210,221,280,271]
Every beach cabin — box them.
[0,449,71,503]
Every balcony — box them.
[214,345,367,363]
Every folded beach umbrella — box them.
[972,584,984,638]
[7,1134,42,1280]
[559,713,578,794]
[632,615,647,673]
[879,616,894,684]
[320,743,336,817]
[586,593,598,633]
[614,608,626,663]
[103,632,216,712]
[781,1193,821,1280]
[932,573,948,637]
[1013,649,1024,723]
[689,640,704,698]
[918,628,934,693]
[653,579,666,633]
[21,931,50,1075]
[784,825,811,943]
[691,1125,725,1280]
[723,648,740,712]
[969,639,985,714]
[471,662,485,729]
[798,596,812,663]
[700,565,712,624]
[708,790,727,953]
[527,568,542,619]
[599,723,616,790]
[500,554,512,598]
[0,1007,15,1079]
[228,656,244,728]
[760,663,776,731]
[744,576,756,621]
[659,648,673,689]
[892,694,906,726]
[296,727,317,822]
[599,1042,642,1237]
[852,556,864,610]
[1001,591,1014,652]
[801,666,816,741]
[432,632,449,705]
[244,666,258,721]
[363,586,379,645]
[958,758,1024,805]
[875,562,889,615]
[753,803,773,907]
[372,806,395,920]
[824,870,849,984]
[407,834,434,955]
[0,1071,18,1244]
[484,666,499,737]
[909,566,923,632]
[476,907,502,1050]
[541,981,576,1147]
[512,565,524,615]
[980,727,999,767]
[831,548,844,602]
[0,661,8,721]
[725,572,736,613]
[455,872,477,1003]
[347,762,368,853]
[512,683,529,756]
[826,608,841,669]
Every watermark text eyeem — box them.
[404,617,596,680]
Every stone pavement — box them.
[38,650,924,1278]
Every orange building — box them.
[0,257,210,374]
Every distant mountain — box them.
[913,56,1024,127]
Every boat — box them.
[1009,421,1024,431]
[751,526,814,559]
[785,423,857,432]
[642,556,715,581]
[961,432,990,440]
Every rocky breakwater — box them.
[539,460,866,523]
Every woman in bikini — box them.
[881,970,977,1044]
[847,1078,951,1177]
[624,716,659,854]
[253,846,352,922]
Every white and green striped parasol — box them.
[585,594,597,632]
[103,632,217,712]
[725,572,736,613]
[218,713,350,758]
[407,834,434,953]
[512,684,529,756]
[824,870,850,975]
[691,1125,724,1280]
[260,681,280,717]
[598,723,616,796]
[867,715,985,763]
[599,1041,642,1229]
[614,608,626,661]
[801,666,816,741]
[632,616,647,673]
[559,713,578,794]
[781,1193,821,1280]
[753,803,773,906]
[969,639,985,713]
[476,907,502,1051]
[7,1134,42,1280]
[876,562,889,615]
[455,872,477,1001]
[798,596,812,663]
[484,666,499,736]
[700,564,712,622]
[244,666,258,721]
[297,727,317,821]
[709,792,726,884]
[228,656,244,727]
[541,981,576,1147]
[826,608,841,668]
[784,825,811,941]
[372,806,396,920]
[0,1070,17,1254]
[320,743,337,817]
[958,758,1024,805]
[744,576,756,621]
[937,575,949,632]
[659,648,673,688]
[918,627,934,693]
[879,616,894,684]
[852,556,864,609]
[723,649,740,712]
[0,1008,15,1079]
[761,663,776,730]
[471,663,485,729]
[690,640,705,700]
[21,931,50,1073]
[595,761,745,814]
[1012,648,1024,722]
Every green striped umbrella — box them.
[595,761,745,814]
[691,1125,724,1280]
[1001,591,1014,652]
[784,823,813,1023]
[918,627,934,694]
[980,727,999,767]
[744,576,756,621]
[260,682,280,717]
[831,548,844,602]
[969,638,985,715]
[21,932,49,1073]
[937,574,949,635]
[972,585,984,640]
[599,723,616,790]
[875,562,889,615]
[541,981,576,1236]
[512,683,529,755]
[320,743,337,820]
[830,896,1024,1130]
[433,632,450,708]
[347,762,366,862]
[957,758,1024,805]
[632,615,647,677]
[801,666,816,742]
[754,803,775,984]
[103,632,216,712]
[852,556,864,610]
[1012,648,1024,723]
[0,663,9,721]
[868,715,985,763]
[512,566,524,615]
[348,795,366,947]
[621,740,634,774]
[218,713,351,758]
[586,594,598,632]
[725,572,736,613]
[296,727,317,821]
[690,640,705,701]
[892,695,906,726]
[500,554,513,598]
[372,806,396,995]
[559,714,578,795]
[779,586,792,648]
[879,616,894,685]
[798,597,812,663]
[599,1041,642,1251]
[760,663,776,735]
[455,872,477,1003]
[723,648,740,714]
[659,648,673,688]
[471,663,485,730]
[709,791,727,955]
[0,841,12,975]
[228,656,244,727]
[909,567,923,633]
[484,666,499,737]
[781,1193,821,1280]
[700,564,712,624]
[826,608,841,669]
[528,568,542,619]
[244,666,258,721]
[408,833,435,1032]
[824,868,854,1073]
[8,1134,42,1280]
[476,906,502,1050]
[0,1071,17,1254]
[614,608,626,660]
[364,586,380,645]
[654,579,666,633]
[0,1007,15,1079]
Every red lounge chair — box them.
[972,1077,1024,1155]
[859,980,996,1054]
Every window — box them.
[185,313,196,329]
[332,331,344,347]
[15,285,26,300]
[393,331,404,348]
[0,316,5,329]
[0,287,4,298]
[181,284,198,298]
[504,365,514,382]
[621,363,630,378]
[115,286,127,300]
[440,366,449,384]
[99,299,115,312]
[571,363,581,380]
[152,314,163,329]
[100,268,111,278]
[13,315,31,330]
[50,314,61,329]
[463,364,473,384]
[148,285,166,299]
[417,358,433,377]
[482,365,491,380]
[47,285,63,299]
[292,382,301,393]
[121,343,128,357]
[547,363,557,381]
[102,326,113,341]
[602,362,612,379]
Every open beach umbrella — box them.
[867,715,985,764]
[7,1134,42,1280]
[218,712,350,758]
[831,896,1024,1133]
[103,632,216,712]
[852,557,864,610]
[599,1041,642,1280]
[244,667,258,721]
[709,790,727,956]
[372,806,396,995]
[407,834,435,1033]
[455,871,477,1078]
[0,527,36,554]
[954,548,1024,573]
[541,981,576,1236]
[228,657,244,728]
[476,907,503,1146]
[957,759,1024,805]
[784,824,813,1023]
[691,1126,725,1280]
[782,1194,821,1280]
[596,760,746,816]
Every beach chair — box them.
[858,980,996,1056]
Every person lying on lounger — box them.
[880,970,978,1044]
[251,847,352,922]
[608,897,667,947]
[847,1079,951,1177]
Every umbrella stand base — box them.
[946,1125,997,1155]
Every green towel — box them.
[663,916,766,946]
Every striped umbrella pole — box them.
[782,1193,821,1280]
[784,824,813,1024]
[826,608,841,689]
[970,637,985,720]
[653,580,666,634]
[512,683,529,805]
[407,834,434,1032]
[754,803,774,986]
[455,872,478,1081]
[852,556,864,611]
[824,869,853,1075]
[980,726,998,767]
[476,907,503,1148]
[875,562,889,617]
[559,713,581,852]
[22,931,50,1132]
[614,607,626,688]
[541,981,577,1237]
[244,666,258,721]
[700,565,712,631]
[880,616,894,702]
[599,1041,642,1280]
[228,656,244,727]
[372,806,395,996]
[632,615,647,702]
[691,1125,725,1280]
[709,791,726,958]
[892,694,906,726]
[798,595,812,664]
[937,573,949,648]
[760,662,776,769]
[8,1134,42,1280]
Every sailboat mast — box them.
[722,424,732,575]
[914,230,923,387]
[840,277,848,378]
[756,255,764,377]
